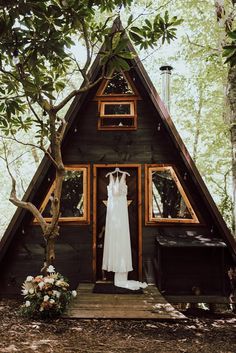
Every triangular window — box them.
[146,165,199,223]
[102,72,134,95]
[35,166,90,223]
[96,70,141,130]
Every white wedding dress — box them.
[102,172,147,290]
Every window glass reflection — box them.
[104,103,131,115]
[103,72,133,95]
[152,170,192,219]
[43,170,84,218]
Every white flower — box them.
[52,290,61,298]
[49,299,55,304]
[25,300,31,307]
[26,276,34,282]
[47,265,55,273]
[43,295,50,302]
[55,280,63,287]
[29,288,34,294]
[71,290,77,298]
[22,289,28,295]
[38,281,45,289]
[44,277,54,284]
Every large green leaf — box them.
[112,32,121,50]
[118,51,136,59]
[228,31,236,40]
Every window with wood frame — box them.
[36,165,90,223]
[95,71,141,130]
[145,165,199,224]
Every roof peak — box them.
[111,16,123,32]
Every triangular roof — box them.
[1,18,236,262]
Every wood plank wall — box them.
[0,71,225,296]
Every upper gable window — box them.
[95,71,140,130]
[35,165,90,223]
[145,165,199,224]
[102,72,133,95]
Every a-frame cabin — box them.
[1,20,236,303]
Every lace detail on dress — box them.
[102,172,132,273]
[102,171,148,290]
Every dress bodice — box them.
[107,173,127,197]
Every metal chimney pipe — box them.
[159,64,173,113]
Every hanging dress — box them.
[102,172,147,290]
[102,172,133,273]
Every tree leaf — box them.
[112,32,121,50]
[114,37,129,53]
[145,19,152,29]
[114,57,130,71]
[130,26,143,35]
[227,31,236,40]
[129,31,143,43]
[118,51,136,59]
[43,91,56,100]
[127,15,133,26]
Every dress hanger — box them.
[105,167,130,177]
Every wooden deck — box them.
[64,283,186,319]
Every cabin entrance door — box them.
[93,164,142,282]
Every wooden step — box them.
[166,295,229,304]
[64,283,186,320]
[65,309,184,319]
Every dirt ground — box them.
[0,299,236,353]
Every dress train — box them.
[102,171,148,291]
[114,272,148,290]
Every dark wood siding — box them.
[0,72,232,296]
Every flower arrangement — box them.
[20,265,77,319]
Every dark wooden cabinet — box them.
[155,234,227,296]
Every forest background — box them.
[0,0,234,238]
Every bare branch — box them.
[91,15,116,52]
[25,95,43,125]
[58,118,68,141]
[208,168,232,197]
[186,34,218,52]
[10,151,31,165]
[25,95,49,150]
[53,73,105,113]
[0,94,25,100]
[0,139,47,232]
[0,134,58,168]
[0,66,19,80]
[81,19,92,80]
[123,0,175,31]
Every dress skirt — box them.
[102,175,133,273]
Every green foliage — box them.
[129,12,183,49]
[0,0,181,136]
[100,32,135,72]
[99,12,181,73]
[223,30,236,67]
[144,0,233,228]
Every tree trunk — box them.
[31,146,40,165]
[192,86,203,163]
[45,229,59,266]
[214,0,235,232]
[42,112,66,268]
[227,66,236,234]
